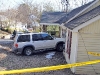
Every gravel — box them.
[0,40,85,75]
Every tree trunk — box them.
[43,25,47,32]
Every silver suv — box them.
[12,32,65,56]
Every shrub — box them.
[8,27,15,33]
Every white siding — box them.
[70,32,78,73]
[64,29,78,73]
[75,19,100,74]
[63,29,70,64]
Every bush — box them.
[1,28,8,32]
[8,27,15,33]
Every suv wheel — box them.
[24,47,33,56]
[56,44,64,52]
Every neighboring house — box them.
[40,12,67,38]
[40,0,100,74]
[9,22,27,31]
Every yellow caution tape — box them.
[88,52,100,56]
[0,60,100,75]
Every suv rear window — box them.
[17,35,30,42]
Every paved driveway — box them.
[0,40,85,75]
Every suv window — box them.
[41,34,53,40]
[17,35,30,42]
[32,34,43,41]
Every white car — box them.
[12,32,65,56]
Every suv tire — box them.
[23,47,33,56]
[56,43,64,52]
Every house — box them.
[40,12,67,38]
[63,0,100,75]
[40,0,100,74]
[40,0,95,38]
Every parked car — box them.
[12,32,65,56]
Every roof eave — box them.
[40,23,60,25]
[73,15,100,32]
[65,0,99,24]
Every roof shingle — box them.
[57,0,95,24]
[65,5,100,30]
[40,12,67,24]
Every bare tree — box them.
[0,0,56,32]
[42,2,55,32]
[43,2,54,12]
[0,17,2,29]
[5,9,17,21]
[61,0,69,12]
[60,0,93,12]
[17,3,32,28]
[72,0,92,7]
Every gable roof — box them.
[64,5,100,30]
[40,0,96,25]
[57,0,96,24]
[40,12,67,24]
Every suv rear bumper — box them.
[12,47,23,54]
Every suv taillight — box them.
[15,43,18,48]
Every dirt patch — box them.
[0,30,10,39]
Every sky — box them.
[0,0,93,11]
[0,0,61,10]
